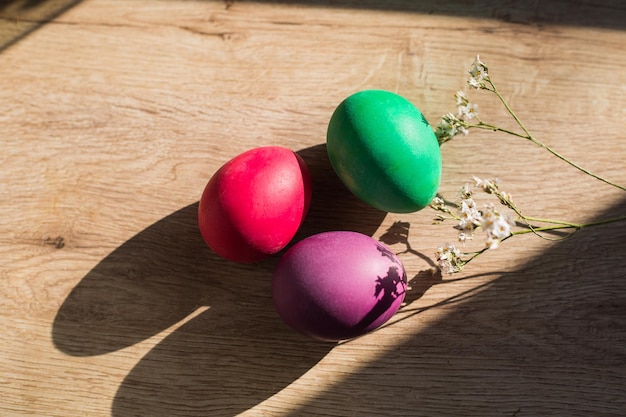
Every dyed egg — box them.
[198,146,312,263]
[326,89,442,213]
[272,231,407,341]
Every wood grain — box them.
[1,1,625,416]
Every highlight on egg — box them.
[326,89,442,213]
[272,231,407,341]
[198,146,312,263]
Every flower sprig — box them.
[432,177,515,273]
[432,176,626,274]
[436,55,626,191]
[431,55,626,273]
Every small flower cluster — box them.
[472,176,514,211]
[434,113,468,145]
[431,177,516,273]
[434,61,482,145]
[480,204,514,249]
[456,177,514,248]
[457,186,481,242]
[468,55,490,89]
[434,243,464,274]
[429,55,626,275]
[455,91,479,120]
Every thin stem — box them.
[512,224,578,236]
[469,122,527,139]
[583,215,626,227]
[460,234,514,267]
[487,80,626,191]
[513,215,626,240]
[521,216,581,227]
[524,215,626,230]
[462,247,489,264]
[487,81,532,138]
[460,215,626,267]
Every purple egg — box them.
[272,231,407,341]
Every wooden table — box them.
[2,1,625,415]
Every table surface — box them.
[2,1,626,416]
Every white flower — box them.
[468,55,489,89]
[454,91,479,120]
[500,191,513,203]
[480,204,513,250]
[430,196,446,210]
[458,231,473,244]
[455,91,469,107]
[458,183,473,200]
[436,243,460,258]
[473,176,514,207]
[435,243,463,274]
[458,197,482,232]
[468,78,479,89]
[435,113,468,144]
[458,102,479,120]
[480,204,497,228]
[485,236,501,250]
[434,114,454,142]
[490,216,513,239]
[472,176,499,193]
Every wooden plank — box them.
[1,0,625,416]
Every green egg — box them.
[326,90,442,213]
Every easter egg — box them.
[272,231,407,341]
[326,89,442,213]
[198,146,312,263]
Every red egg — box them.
[198,146,312,263]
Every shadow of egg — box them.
[52,202,334,415]
[294,143,387,241]
[52,203,219,356]
[111,300,332,417]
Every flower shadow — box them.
[283,196,626,416]
[379,220,444,305]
